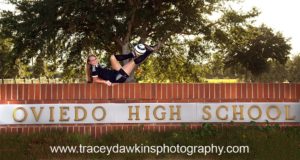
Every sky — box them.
[232,0,300,56]
[0,0,299,55]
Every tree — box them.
[217,24,291,77]
[135,44,208,82]
[287,55,300,82]
[252,60,288,82]
[136,6,292,83]
[0,0,257,81]
[0,36,17,78]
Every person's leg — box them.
[115,51,153,81]
[110,55,122,71]
[122,60,137,75]
[133,50,152,64]
[114,60,136,81]
[114,53,135,61]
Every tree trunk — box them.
[121,43,136,82]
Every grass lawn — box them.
[0,123,300,160]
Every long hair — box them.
[86,55,96,83]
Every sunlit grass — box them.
[204,79,239,83]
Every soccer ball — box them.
[134,44,146,56]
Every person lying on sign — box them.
[86,42,161,86]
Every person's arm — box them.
[92,77,112,86]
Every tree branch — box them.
[128,0,134,6]
[124,8,136,43]
[124,0,140,44]
[113,37,123,46]
[138,23,150,43]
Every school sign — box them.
[0,83,300,136]
[1,102,299,124]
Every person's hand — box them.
[105,80,112,86]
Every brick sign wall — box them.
[0,83,300,137]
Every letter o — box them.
[248,105,262,120]
[92,106,106,121]
[13,107,28,122]
[266,105,281,120]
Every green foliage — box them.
[135,38,209,83]
[252,60,288,82]
[0,37,18,78]
[287,55,300,82]
[221,25,291,76]
[0,0,230,79]
[0,0,263,81]
[0,0,294,82]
